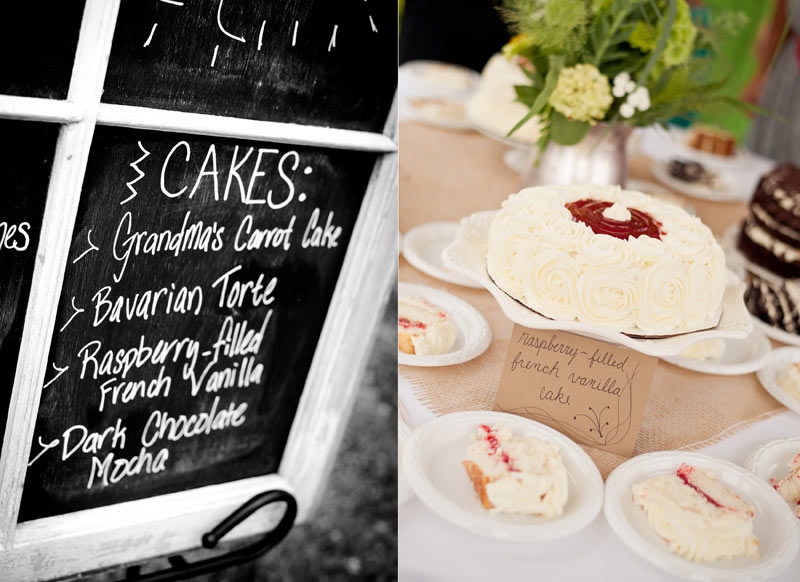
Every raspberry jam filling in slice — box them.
[479,424,517,472]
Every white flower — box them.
[628,86,651,111]
[613,72,631,90]
[620,103,635,118]
[612,72,638,97]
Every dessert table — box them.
[398,121,800,581]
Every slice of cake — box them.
[773,453,800,518]
[744,275,800,335]
[398,296,456,356]
[632,463,759,563]
[777,362,800,401]
[738,164,800,278]
[687,125,736,157]
[679,339,725,361]
[666,159,722,189]
[462,424,568,516]
[408,98,466,125]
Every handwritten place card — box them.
[493,326,658,457]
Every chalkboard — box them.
[0,2,85,99]
[19,126,376,521]
[102,0,397,133]
[0,121,57,455]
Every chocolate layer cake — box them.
[745,274,800,334]
[738,164,800,278]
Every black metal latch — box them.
[121,489,297,581]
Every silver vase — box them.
[521,124,632,188]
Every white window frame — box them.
[0,1,397,579]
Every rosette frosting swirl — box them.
[521,250,581,320]
[576,269,640,328]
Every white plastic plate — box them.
[746,437,800,522]
[398,283,491,367]
[402,411,604,542]
[756,347,800,416]
[651,160,738,202]
[662,330,771,376]
[605,451,799,581]
[402,222,484,288]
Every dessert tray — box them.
[442,211,752,358]
[604,451,799,581]
[398,283,491,367]
[756,347,800,416]
[402,411,604,542]
[399,61,479,130]
[402,222,483,288]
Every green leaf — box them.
[521,66,544,89]
[636,0,677,84]
[550,111,591,145]
[530,55,564,114]
[514,84,539,106]
[507,109,539,138]
[508,55,563,138]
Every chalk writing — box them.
[22,128,373,521]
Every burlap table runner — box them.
[399,122,785,477]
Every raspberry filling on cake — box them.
[462,424,568,516]
[676,463,726,509]
[773,452,800,519]
[566,198,663,240]
[632,463,759,563]
[478,424,517,471]
[398,317,427,331]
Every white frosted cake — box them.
[774,452,800,518]
[632,463,759,563]
[466,54,541,144]
[462,424,568,516]
[398,296,456,356]
[487,184,726,335]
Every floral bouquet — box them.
[500,0,749,153]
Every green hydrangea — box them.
[628,0,697,67]
[548,64,613,122]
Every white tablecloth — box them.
[399,374,800,582]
